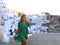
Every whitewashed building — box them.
[0,0,19,42]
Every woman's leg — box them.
[21,39,27,45]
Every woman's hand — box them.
[26,34,28,40]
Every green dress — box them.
[14,21,30,42]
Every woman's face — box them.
[22,16,26,21]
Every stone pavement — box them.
[1,31,60,45]
[27,33,60,45]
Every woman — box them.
[14,13,30,45]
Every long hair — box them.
[20,13,26,22]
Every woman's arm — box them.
[26,29,28,39]
[16,27,20,34]
[14,27,20,38]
